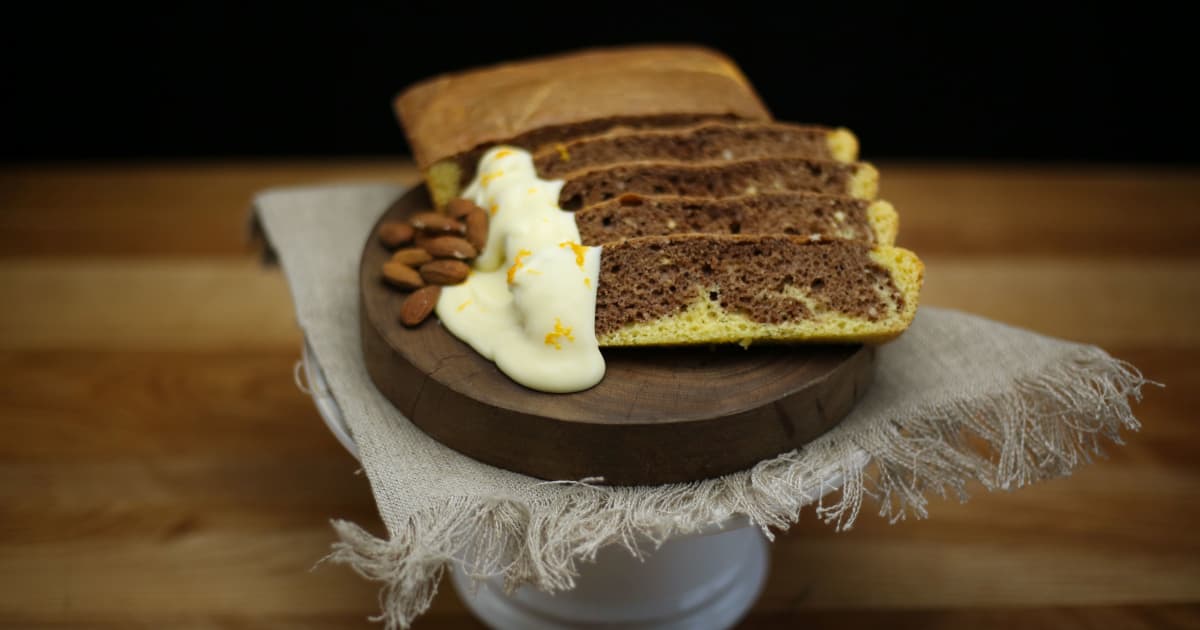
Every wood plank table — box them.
[1,162,1197,628]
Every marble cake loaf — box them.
[393,45,924,349]
[395,45,771,208]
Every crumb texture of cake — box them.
[594,234,923,346]
[396,45,772,206]
[558,158,878,210]
[533,121,859,178]
[575,193,897,246]
[425,114,734,208]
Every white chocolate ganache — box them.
[435,147,605,393]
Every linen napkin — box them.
[253,183,1145,629]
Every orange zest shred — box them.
[507,249,532,284]
[494,149,513,159]
[558,241,587,268]
[583,277,591,287]
[554,143,570,162]
[456,299,472,312]
[544,318,574,350]
[489,203,499,216]
[481,170,504,185]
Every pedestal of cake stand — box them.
[449,519,768,630]
[302,340,861,630]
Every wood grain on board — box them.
[1,161,1197,628]
[359,186,873,485]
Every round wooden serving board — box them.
[361,186,875,485]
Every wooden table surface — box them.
[1,161,1198,628]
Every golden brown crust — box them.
[396,45,772,169]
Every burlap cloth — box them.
[253,183,1147,629]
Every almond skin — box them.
[445,198,485,220]
[410,212,465,234]
[464,208,488,252]
[399,286,441,327]
[423,236,478,260]
[391,247,433,266]
[378,221,414,248]
[420,260,470,285]
[381,261,424,290]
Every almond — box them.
[378,221,414,248]
[410,212,465,234]
[423,236,477,260]
[445,197,485,220]
[464,208,488,252]
[399,286,441,327]
[381,261,424,290]
[420,259,470,285]
[391,247,433,266]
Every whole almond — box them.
[423,236,477,260]
[446,198,485,220]
[464,208,488,252]
[410,212,465,234]
[420,259,470,285]
[392,247,433,266]
[378,221,414,248]
[399,286,441,327]
[381,261,424,290]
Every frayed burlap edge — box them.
[323,347,1147,629]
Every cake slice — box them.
[395,45,772,207]
[533,121,858,178]
[575,193,898,247]
[558,157,879,210]
[594,234,923,346]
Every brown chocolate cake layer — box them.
[534,121,839,178]
[594,235,904,336]
[575,192,878,246]
[558,157,867,210]
[448,113,733,191]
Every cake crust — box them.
[396,45,772,170]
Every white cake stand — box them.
[300,340,863,630]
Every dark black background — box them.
[2,3,1192,163]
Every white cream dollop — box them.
[435,147,604,393]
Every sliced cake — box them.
[395,45,771,207]
[575,193,898,247]
[533,121,859,178]
[594,234,923,346]
[558,157,879,210]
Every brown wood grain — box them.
[359,186,874,484]
[1,162,1196,628]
